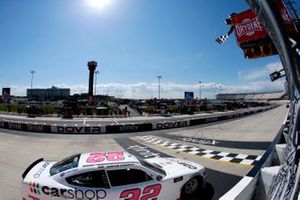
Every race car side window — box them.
[107,168,153,187]
[66,170,110,188]
[50,154,80,176]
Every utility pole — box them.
[30,70,35,89]
[198,81,202,100]
[157,75,162,99]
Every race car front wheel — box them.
[181,176,203,199]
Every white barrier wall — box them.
[0,105,278,134]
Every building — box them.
[216,91,287,101]
[27,86,70,101]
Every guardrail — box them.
[220,125,284,200]
[220,107,288,200]
[0,105,278,134]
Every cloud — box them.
[8,80,284,99]
[7,61,285,99]
[239,61,283,81]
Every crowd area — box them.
[0,91,285,118]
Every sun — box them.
[88,0,110,9]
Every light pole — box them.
[94,70,99,96]
[157,75,162,99]
[198,81,202,100]
[30,70,35,89]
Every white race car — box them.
[21,151,206,200]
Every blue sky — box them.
[0,0,284,98]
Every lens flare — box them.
[88,0,110,9]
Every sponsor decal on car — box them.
[29,182,41,195]
[119,184,161,200]
[176,161,197,170]
[174,176,183,183]
[29,182,107,200]
[86,152,125,163]
[33,162,49,178]
[104,163,134,169]
[23,195,41,200]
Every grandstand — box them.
[216,91,287,101]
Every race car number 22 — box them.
[120,184,161,200]
[86,152,124,163]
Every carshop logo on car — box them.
[39,186,107,200]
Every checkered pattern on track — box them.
[139,136,262,166]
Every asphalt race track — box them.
[0,105,287,200]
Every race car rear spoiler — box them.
[22,158,44,179]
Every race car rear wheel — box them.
[181,176,203,199]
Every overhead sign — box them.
[184,92,194,100]
[231,10,268,45]
[231,0,295,46]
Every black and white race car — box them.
[22,151,206,200]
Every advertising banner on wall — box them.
[2,88,11,103]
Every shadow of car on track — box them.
[187,182,215,200]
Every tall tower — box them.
[87,61,97,99]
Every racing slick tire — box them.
[181,176,203,199]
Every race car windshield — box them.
[50,154,80,176]
[138,158,166,176]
